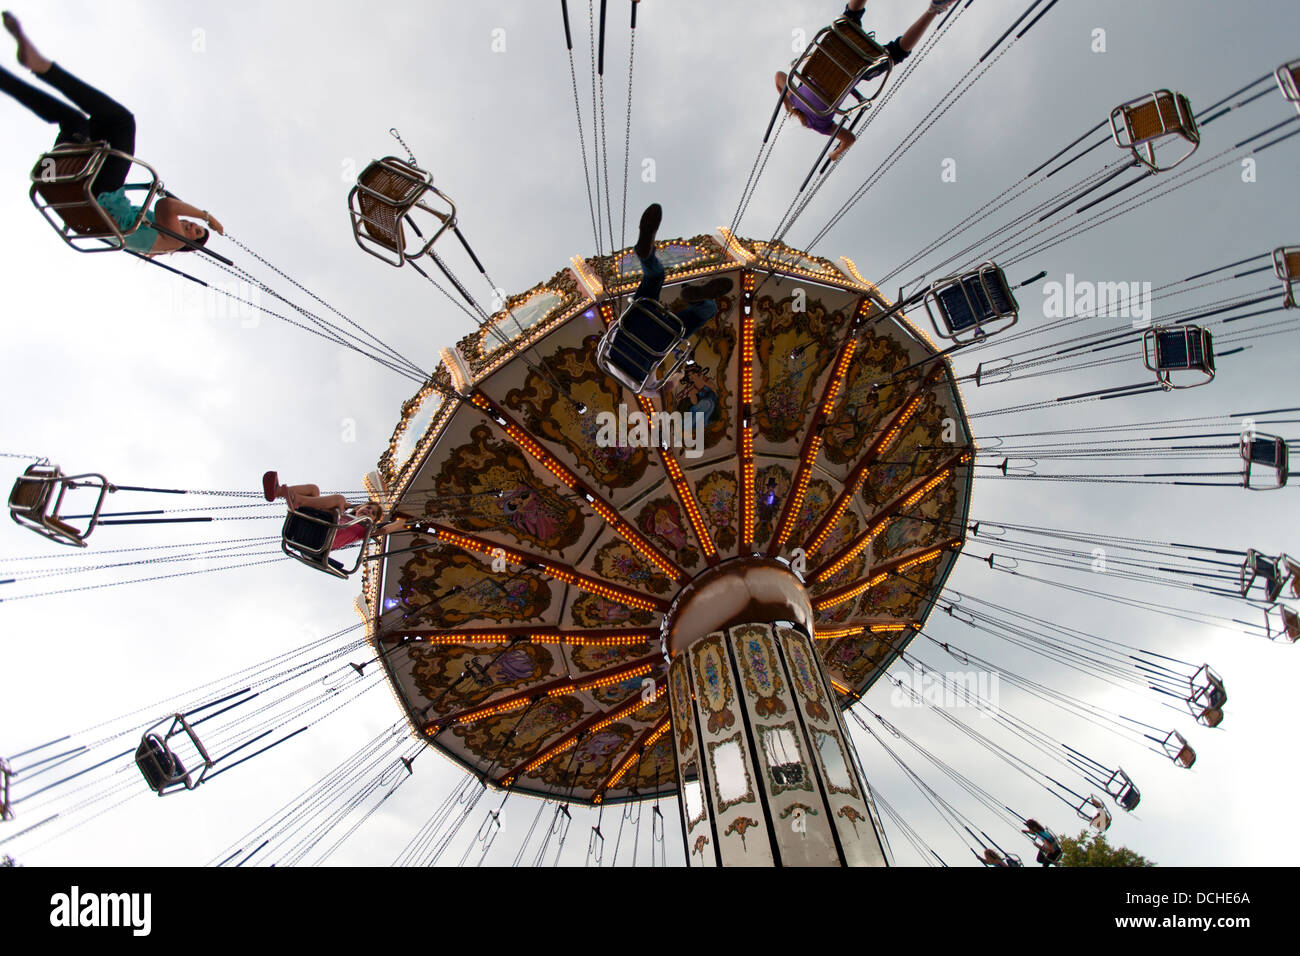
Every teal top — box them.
[95,187,159,254]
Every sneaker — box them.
[262,471,278,502]
[681,277,732,303]
[635,203,662,259]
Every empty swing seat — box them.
[1241,434,1289,490]
[1110,90,1200,172]
[1265,604,1300,643]
[28,142,162,252]
[281,506,372,578]
[595,298,692,394]
[923,263,1019,344]
[348,157,456,267]
[1274,247,1299,309]
[1277,58,1300,114]
[1142,326,1214,389]
[135,715,213,796]
[785,17,891,123]
[8,463,110,547]
[1107,769,1141,811]
[1188,664,1227,713]
[1239,548,1287,602]
[0,757,12,822]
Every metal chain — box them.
[389,127,419,166]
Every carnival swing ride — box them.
[1,1,1298,867]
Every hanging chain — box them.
[389,127,419,166]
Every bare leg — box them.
[3,12,52,73]
[829,128,855,161]
[285,489,348,512]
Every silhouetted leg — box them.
[0,63,89,141]
[36,63,135,192]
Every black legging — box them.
[0,61,136,194]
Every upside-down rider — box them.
[1,11,223,255]
[262,471,412,550]
[776,0,960,161]
[619,201,731,351]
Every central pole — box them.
[663,558,889,867]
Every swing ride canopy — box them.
[361,232,975,804]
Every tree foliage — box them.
[1058,829,1154,867]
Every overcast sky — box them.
[1,0,1297,867]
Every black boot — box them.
[635,203,662,258]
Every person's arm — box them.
[154,196,225,237]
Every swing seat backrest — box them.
[281,507,371,578]
[355,160,426,253]
[1155,327,1211,370]
[791,20,889,117]
[1111,91,1199,172]
[29,143,161,249]
[8,469,54,515]
[927,264,1018,342]
[1276,59,1300,106]
[1276,248,1300,307]
[1124,92,1190,143]
[284,506,339,555]
[135,734,187,793]
[597,298,690,394]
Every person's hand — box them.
[206,214,225,236]
[929,0,958,13]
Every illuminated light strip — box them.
[464,291,579,378]
[739,273,757,549]
[815,623,914,641]
[839,256,870,287]
[598,242,718,293]
[403,632,656,647]
[717,227,756,263]
[895,546,948,574]
[468,392,684,582]
[875,395,923,457]
[519,683,667,778]
[819,339,858,415]
[556,662,654,696]
[813,466,951,574]
[449,696,531,725]
[814,571,890,611]
[751,241,839,281]
[637,394,717,560]
[429,525,662,611]
[772,432,823,553]
[772,331,858,554]
[815,626,866,640]
[570,256,606,300]
[439,347,471,393]
[602,719,671,795]
[901,470,951,510]
[806,468,869,556]
[803,368,944,558]
[830,679,853,695]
